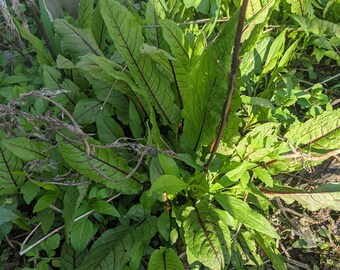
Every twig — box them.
[19,194,121,256]
[204,0,249,171]
[304,73,340,92]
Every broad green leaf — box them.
[262,29,286,74]
[0,208,18,225]
[70,219,94,252]
[73,99,102,125]
[60,243,87,270]
[76,217,157,270]
[224,162,248,182]
[76,54,150,117]
[100,0,180,126]
[253,232,286,270]
[33,192,58,213]
[58,143,143,194]
[56,55,75,69]
[63,186,87,241]
[93,200,120,217]
[145,0,166,47]
[42,233,60,251]
[96,115,124,144]
[241,37,271,77]
[241,0,277,53]
[157,211,170,241]
[1,137,50,161]
[284,109,340,150]
[307,17,340,37]
[54,19,103,57]
[158,154,180,178]
[21,181,40,204]
[182,200,231,270]
[180,14,239,151]
[286,0,313,18]
[159,19,191,64]
[140,43,176,78]
[78,0,94,28]
[92,5,107,49]
[0,133,24,195]
[16,22,53,66]
[263,183,340,211]
[278,40,299,68]
[129,101,143,138]
[241,95,275,110]
[41,211,55,234]
[38,0,61,54]
[150,175,188,195]
[214,194,280,239]
[252,167,273,187]
[43,65,81,105]
[148,247,184,270]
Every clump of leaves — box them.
[0,0,339,269]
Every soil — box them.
[272,158,340,270]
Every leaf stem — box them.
[204,0,249,171]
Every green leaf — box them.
[241,95,275,110]
[0,133,24,195]
[241,0,277,54]
[263,183,340,211]
[16,22,53,66]
[253,232,286,270]
[56,55,75,69]
[73,99,102,125]
[182,200,231,270]
[252,167,273,187]
[58,143,143,194]
[214,194,280,239]
[262,29,287,74]
[21,181,40,204]
[44,233,60,251]
[286,0,313,18]
[223,162,248,182]
[91,5,107,50]
[145,0,166,47]
[78,0,94,28]
[0,208,18,225]
[93,200,120,217]
[54,19,103,57]
[150,175,188,195]
[38,0,62,54]
[33,192,58,213]
[70,219,94,252]
[60,243,87,270]
[180,13,239,151]
[129,101,143,138]
[148,247,184,270]
[63,186,87,241]
[76,217,157,270]
[284,109,340,151]
[96,115,124,144]
[158,154,180,178]
[157,211,170,241]
[1,137,50,161]
[100,0,180,126]
[159,19,191,64]
[41,211,55,234]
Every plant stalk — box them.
[204,0,249,171]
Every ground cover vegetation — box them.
[0,0,339,269]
